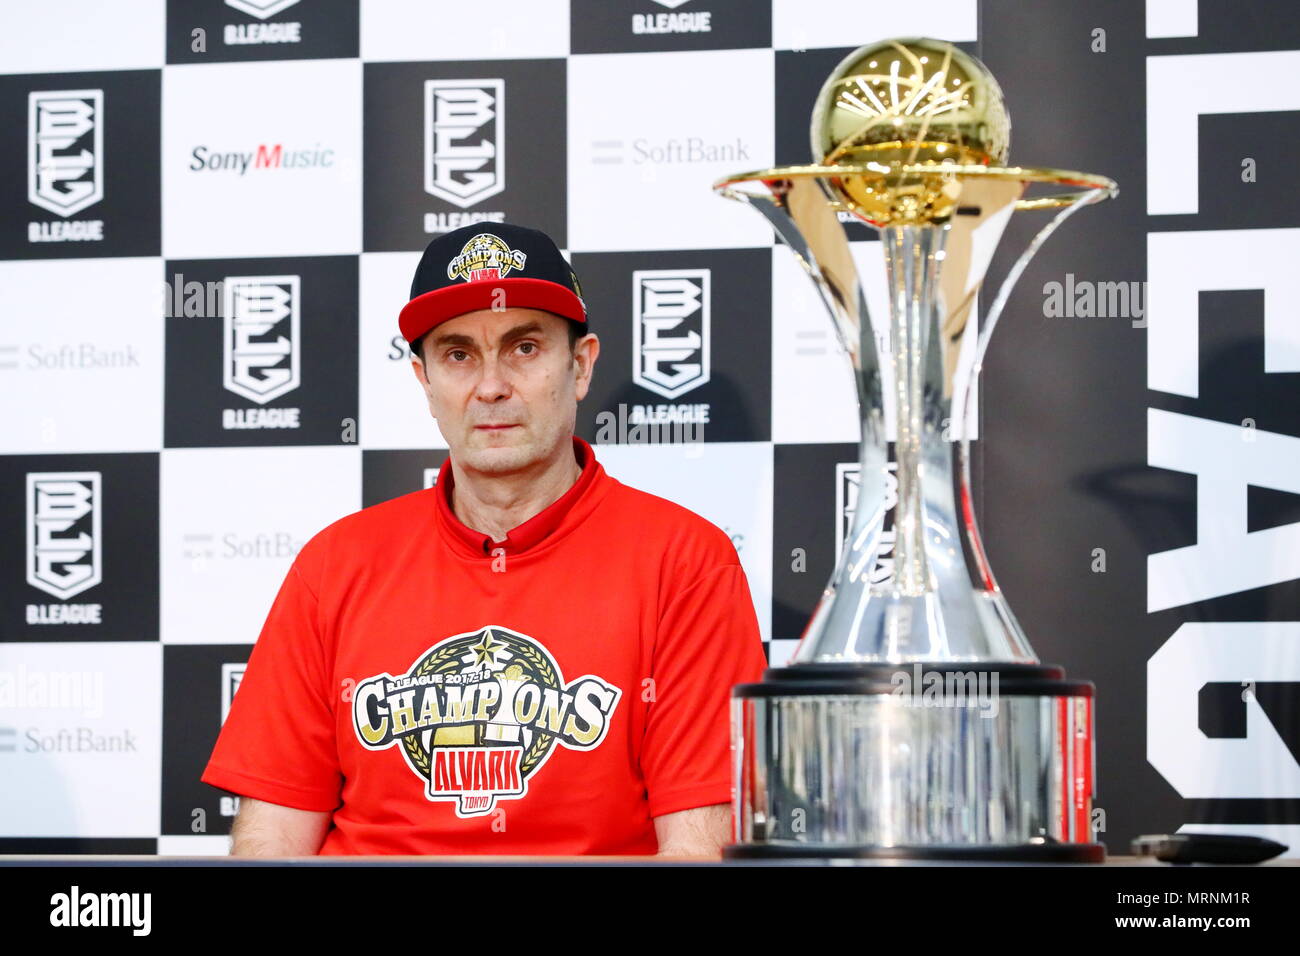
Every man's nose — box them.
[472,353,512,401]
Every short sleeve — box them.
[641,563,768,819]
[200,558,342,813]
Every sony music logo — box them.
[424,79,505,229]
[224,0,301,45]
[222,276,302,429]
[189,143,334,175]
[25,472,104,625]
[27,89,105,243]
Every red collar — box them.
[435,436,600,557]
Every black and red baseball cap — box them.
[399,223,587,346]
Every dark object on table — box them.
[1132,833,1288,865]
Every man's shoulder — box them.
[295,487,436,566]
[599,475,741,567]
[330,486,434,534]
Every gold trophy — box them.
[715,38,1116,860]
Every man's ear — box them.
[410,357,429,386]
[410,358,439,421]
[573,332,599,402]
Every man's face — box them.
[410,307,599,476]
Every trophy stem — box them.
[881,224,946,598]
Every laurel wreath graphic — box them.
[400,629,561,780]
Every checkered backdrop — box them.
[1,0,1298,857]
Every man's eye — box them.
[449,350,468,362]
[517,342,537,355]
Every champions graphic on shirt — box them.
[351,626,622,817]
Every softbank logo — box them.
[189,143,334,175]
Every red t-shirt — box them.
[201,435,767,855]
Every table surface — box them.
[1,853,1296,866]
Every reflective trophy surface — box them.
[715,38,1117,860]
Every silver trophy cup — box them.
[714,38,1116,861]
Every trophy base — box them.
[723,841,1106,863]
[731,663,1097,850]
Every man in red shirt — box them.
[201,222,768,857]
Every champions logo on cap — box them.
[446,233,526,284]
[399,222,588,346]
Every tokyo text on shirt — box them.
[201,436,767,855]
